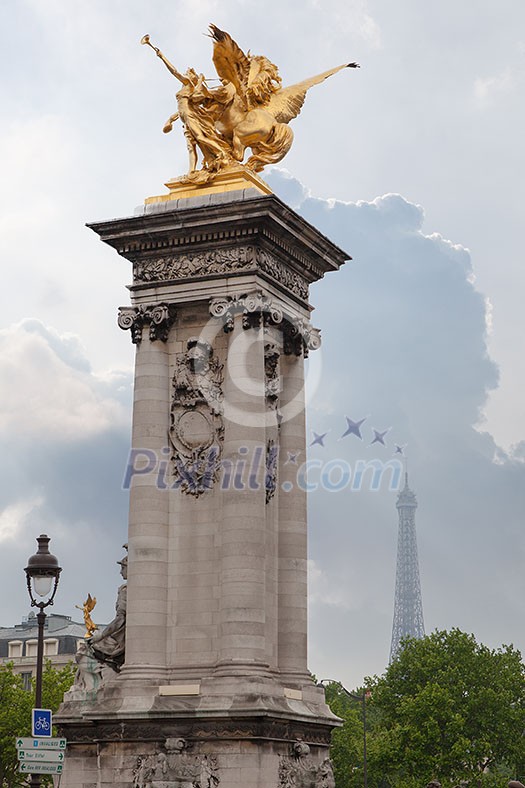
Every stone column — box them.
[216,314,270,673]
[122,317,170,680]
[57,191,348,788]
[277,349,309,681]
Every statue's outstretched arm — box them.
[156,50,188,84]
[141,35,188,84]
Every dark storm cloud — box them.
[268,170,525,686]
[0,320,132,624]
[1,176,524,687]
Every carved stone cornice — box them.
[87,195,350,301]
[132,245,310,303]
[118,303,176,344]
[57,715,334,746]
[209,292,321,357]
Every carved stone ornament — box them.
[265,439,279,504]
[118,303,176,344]
[209,292,320,357]
[57,717,333,746]
[132,247,309,302]
[264,342,281,409]
[169,338,224,497]
[132,747,219,788]
[278,755,335,788]
[283,317,321,358]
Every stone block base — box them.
[59,714,335,788]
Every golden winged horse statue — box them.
[141,25,359,182]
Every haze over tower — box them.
[389,473,425,662]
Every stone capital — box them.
[118,303,176,344]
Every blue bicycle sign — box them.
[31,709,52,738]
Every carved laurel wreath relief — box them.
[169,338,224,498]
[118,291,320,499]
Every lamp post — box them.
[24,534,61,788]
[319,679,369,788]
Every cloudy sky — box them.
[1,0,524,689]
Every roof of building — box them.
[0,613,86,641]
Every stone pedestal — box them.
[57,185,349,787]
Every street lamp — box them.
[318,679,369,788]
[24,534,61,788]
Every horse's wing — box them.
[265,63,355,123]
[209,24,250,98]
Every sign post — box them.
[31,708,52,738]
[19,762,63,776]
[16,729,67,776]
[18,750,65,763]
[16,737,67,750]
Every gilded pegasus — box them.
[142,25,359,181]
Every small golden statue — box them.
[76,593,98,638]
[141,25,359,183]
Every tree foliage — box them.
[324,630,525,788]
[324,682,365,788]
[0,664,32,788]
[368,630,525,787]
[0,660,75,787]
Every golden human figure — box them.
[141,26,359,181]
[141,35,232,179]
[75,593,98,638]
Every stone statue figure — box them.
[88,548,128,672]
[70,640,105,694]
[141,25,359,181]
[66,549,127,696]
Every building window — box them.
[44,639,58,657]
[21,672,32,691]
[8,641,23,659]
[25,640,38,658]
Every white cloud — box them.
[473,67,515,106]
[0,497,44,544]
[0,320,129,440]
[484,296,494,335]
[0,115,76,238]
[308,559,353,610]
[310,0,382,49]
[268,171,525,685]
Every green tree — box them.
[41,660,76,714]
[324,682,365,788]
[368,629,525,788]
[0,664,32,787]
[0,660,75,787]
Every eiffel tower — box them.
[389,472,425,662]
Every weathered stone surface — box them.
[57,190,348,787]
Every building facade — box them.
[0,613,86,688]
